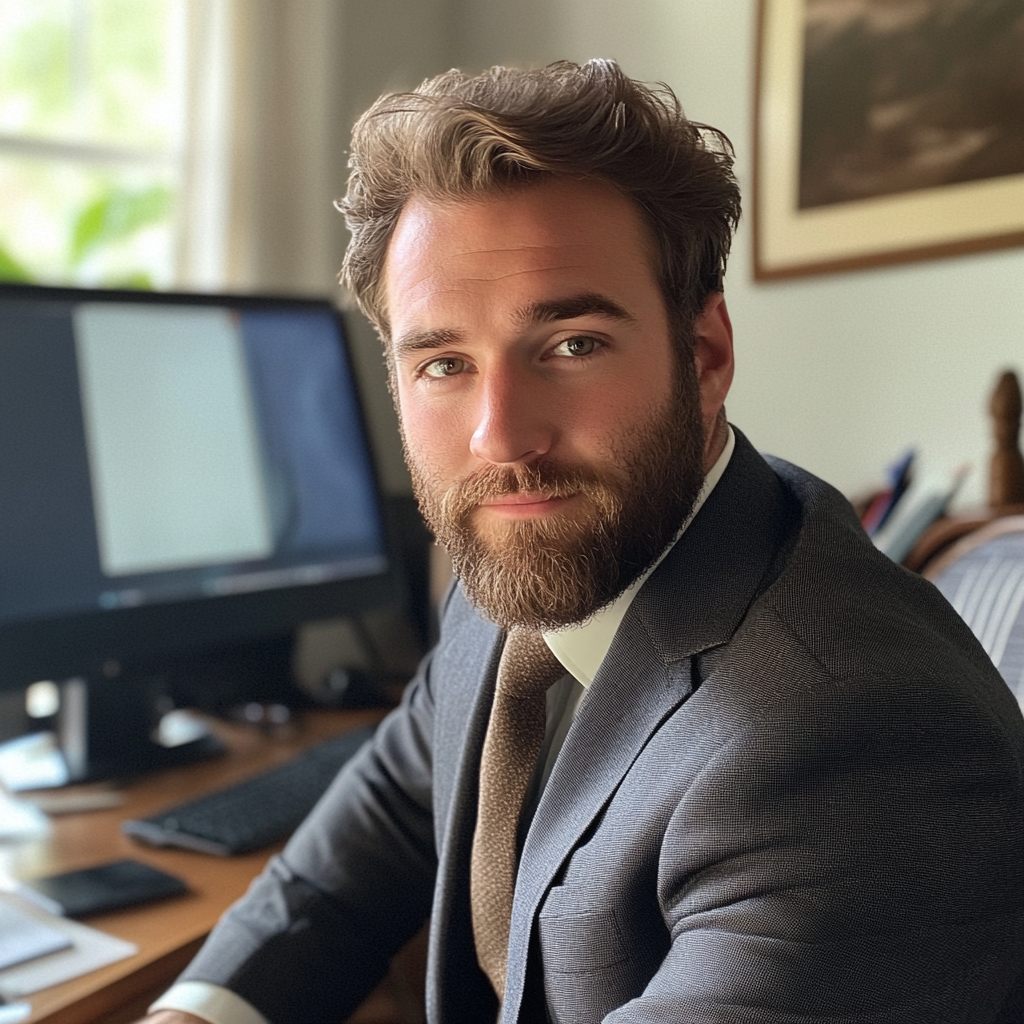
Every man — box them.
[145,60,1024,1024]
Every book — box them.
[862,448,915,536]
[872,465,969,564]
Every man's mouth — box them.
[476,491,577,518]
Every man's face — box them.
[383,176,732,629]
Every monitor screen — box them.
[0,284,398,691]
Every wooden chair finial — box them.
[989,369,1024,507]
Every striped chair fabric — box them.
[926,516,1024,709]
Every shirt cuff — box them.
[149,981,270,1024]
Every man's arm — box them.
[143,654,439,1024]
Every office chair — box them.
[925,515,1024,708]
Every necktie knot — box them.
[496,627,564,699]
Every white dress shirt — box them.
[150,429,736,1024]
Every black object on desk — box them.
[19,858,188,918]
[122,724,375,855]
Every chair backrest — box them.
[925,516,1024,707]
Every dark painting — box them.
[799,0,1024,210]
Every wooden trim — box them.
[903,511,1004,573]
[755,227,1024,283]
[922,514,1024,581]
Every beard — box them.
[406,362,707,630]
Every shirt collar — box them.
[542,425,735,688]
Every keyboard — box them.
[123,724,375,856]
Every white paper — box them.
[0,895,137,999]
[0,733,69,793]
[0,900,70,971]
[0,786,50,842]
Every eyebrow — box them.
[392,328,464,357]
[392,292,636,357]
[513,293,636,328]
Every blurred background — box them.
[1,0,1022,508]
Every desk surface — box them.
[0,708,394,1024]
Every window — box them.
[0,0,189,289]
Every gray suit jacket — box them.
[183,431,1024,1023]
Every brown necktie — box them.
[471,627,565,1000]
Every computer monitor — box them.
[0,283,402,779]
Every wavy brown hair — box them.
[338,59,740,351]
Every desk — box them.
[0,709,424,1024]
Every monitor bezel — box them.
[0,281,403,690]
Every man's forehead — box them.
[387,191,606,264]
[382,180,659,319]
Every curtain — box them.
[177,0,349,297]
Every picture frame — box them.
[753,0,1024,281]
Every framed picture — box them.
[754,0,1024,280]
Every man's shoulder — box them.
[758,452,981,670]
[703,445,1023,747]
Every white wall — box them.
[451,0,1024,505]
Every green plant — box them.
[69,184,172,267]
[0,182,173,288]
[0,241,32,283]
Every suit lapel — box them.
[427,603,504,1023]
[501,430,791,1019]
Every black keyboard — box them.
[123,725,375,856]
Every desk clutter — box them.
[0,710,388,1022]
[0,891,136,1003]
[0,899,69,972]
[0,859,184,1011]
[16,859,187,919]
[857,369,1024,569]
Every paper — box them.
[0,900,71,971]
[0,895,137,999]
[0,786,49,842]
[0,733,69,793]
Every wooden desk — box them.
[0,708,424,1024]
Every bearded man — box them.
[145,61,1024,1024]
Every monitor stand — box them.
[48,635,304,783]
[0,635,304,789]
[54,675,225,784]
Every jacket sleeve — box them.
[177,653,439,1024]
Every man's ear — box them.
[693,291,734,437]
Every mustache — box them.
[438,460,618,521]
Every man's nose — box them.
[468,365,554,466]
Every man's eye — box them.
[421,357,466,378]
[552,336,599,358]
